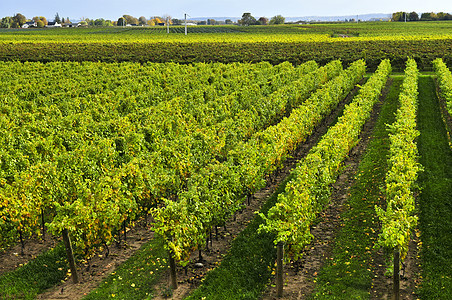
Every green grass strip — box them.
[310,77,401,299]
[0,243,68,299]
[416,76,452,299]
[185,174,294,300]
[84,235,168,300]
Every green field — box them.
[1,22,452,43]
[1,22,452,70]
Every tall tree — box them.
[436,12,451,20]
[0,17,13,28]
[239,13,257,26]
[258,17,269,25]
[270,15,285,25]
[117,17,126,26]
[172,18,182,25]
[54,12,61,23]
[408,12,419,21]
[123,15,138,25]
[391,12,404,22]
[33,16,48,25]
[94,18,106,26]
[138,16,147,26]
[420,12,437,21]
[12,13,27,28]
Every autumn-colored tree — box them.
[12,13,27,28]
[258,17,269,25]
[148,17,165,26]
[33,16,48,26]
[123,15,138,25]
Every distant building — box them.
[22,21,37,28]
[46,22,62,28]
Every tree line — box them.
[0,13,175,28]
[392,11,452,22]
[238,13,285,26]
[0,12,286,28]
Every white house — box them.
[46,22,62,28]
[22,21,37,28]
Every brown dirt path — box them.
[0,233,58,276]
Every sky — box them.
[1,0,451,21]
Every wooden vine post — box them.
[167,237,178,290]
[18,229,25,256]
[62,229,79,284]
[392,247,400,300]
[41,208,46,241]
[276,241,285,298]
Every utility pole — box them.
[185,13,188,35]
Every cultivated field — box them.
[0,22,451,299]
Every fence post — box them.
[276,241,285,297]
[392,247,400,300]
[62,229,79,284]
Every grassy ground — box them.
[309,77,401,299]
[84,235,168,300]
[416,76,452,299]
[0,243,68,299]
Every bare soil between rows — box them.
[0,233,58,276]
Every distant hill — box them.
[291,13,391,22]
[190,13,391,23]
[188,17,240,22]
